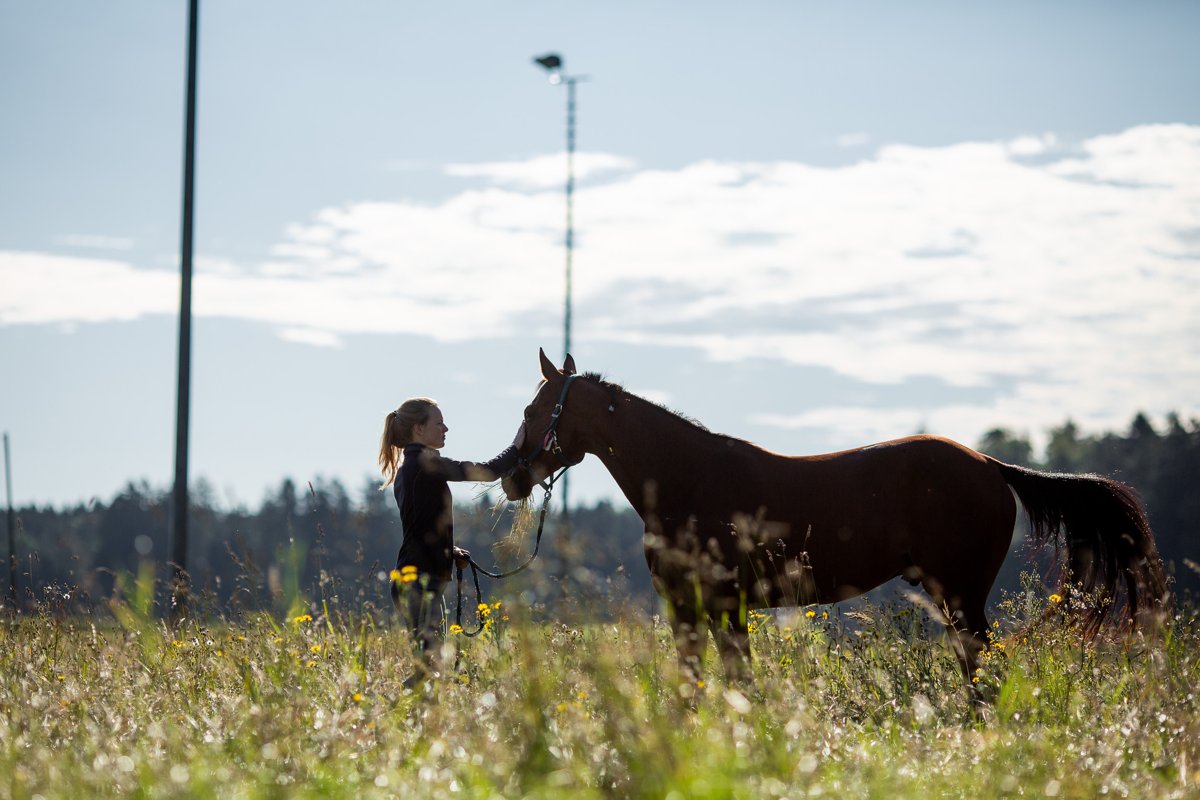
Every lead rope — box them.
[454,466,567,637]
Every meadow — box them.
[2,576,1197,800]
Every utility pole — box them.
[171,0,200,616]
[4,433,16,609]
[533,52,586,519]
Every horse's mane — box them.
[580,371,715,435]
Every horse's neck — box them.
[594,397,720,518]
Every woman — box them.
[378,397,525,679]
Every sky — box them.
[2,1,1199,516]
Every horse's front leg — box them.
[710,590,752,684]
[665,592,709,685]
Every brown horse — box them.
[502,349,1171,694]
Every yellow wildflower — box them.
[390,567,419,584]
[293,614,313,624]
[697,680,706,689]
[352,692,363,703]
[305,660,316,668]
[805,609,816,619]
[1049,594,1063,604]
[821,611,829,620]
[449,624,464,635]
[310,645,321,654]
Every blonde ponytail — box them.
[378,398,437,488]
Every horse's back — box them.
[758,435,1016,603]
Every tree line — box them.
[5,412,1197,617]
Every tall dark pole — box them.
[533,53,584,520]
[4,433,15,608]
[561,74,576,517]
[172,0,200,614]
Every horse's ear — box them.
[563,353,576,375]
[539,347,558,380]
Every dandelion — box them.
[305,660,316,668]
[293,614,313,624]
[972,676,980,684]
[697,680,706,689]
[392,565,419,584]
[309,645,321,654]
[449,624,464,635]
[352,692,363,703]
[805,609,817,619]
[1049,593,1063,604]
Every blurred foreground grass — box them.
[2,586,1198,799]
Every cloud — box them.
[444,152,637,190]
[0,252,176,324]
[835,132,871,148]
[4,125,1199,438]
[276,327,343,348]
[54,234,136,251]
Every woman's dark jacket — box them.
[394,443,518,585]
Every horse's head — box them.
[501,348,588,501]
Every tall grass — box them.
[1,580,1197,799]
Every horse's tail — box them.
[990,459,1171,633]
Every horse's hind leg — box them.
[949,599,992,706]
[924,574,994,707]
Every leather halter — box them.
[517,373,581,475]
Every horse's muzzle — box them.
[501,469,535,501]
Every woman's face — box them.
[412,406,448,449]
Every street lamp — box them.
[172,0,200,617]
[532,51,585,517]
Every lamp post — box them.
[533,52,585,517]
[172,0,200,617]
[4,433,15,609]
